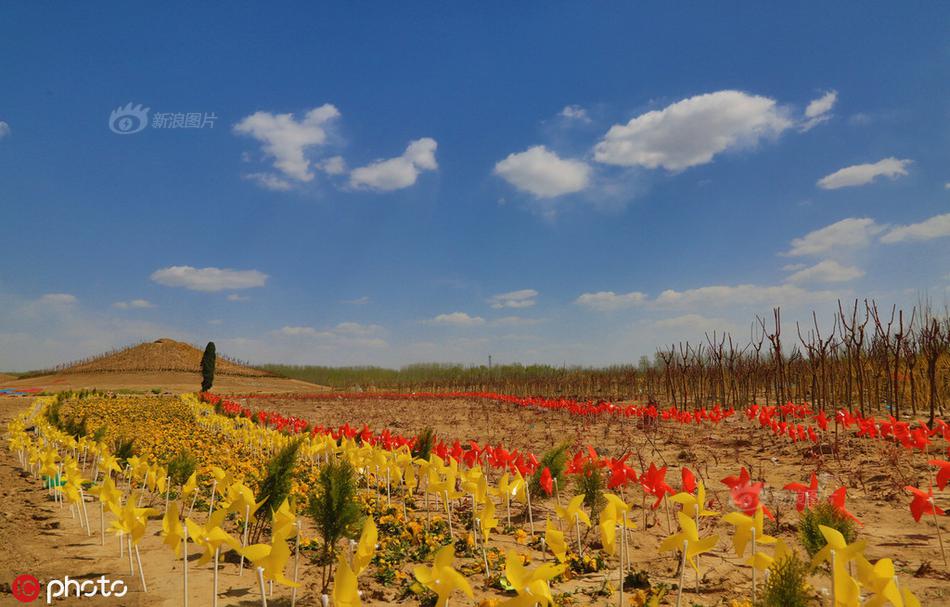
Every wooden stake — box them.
[676,540,687,607]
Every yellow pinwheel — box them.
[555,494,591,528]
[108,493,158,545]
[902,587,922,607]
[476,497,500,543]
[181,471,197,499]
[500,550,565,607]
[271,498,298,538]
[413,545,473,607]
[332,553,362,607]
[812,525,863,607]
[185,510,242,565]
[545,519,567,563]
[748,538,793,571]
[162,501,186,557]
[39,447,60,478]
[241,525,300,587]
[670,481,717,518]
[222,481,264,517]
[89,475,123,509]
[722,505,776,557]
[657,511,719,572]
[352,517,377,576]
[98,451,122,477]
[855,556,902,607]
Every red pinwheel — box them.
[784,472,819,512]
[722,467,774,519]
[607,454,638,490]
[814,410,829,431]
[906,485,945,522]
[539,467,553,496]
[681,466,696,494]
[929,459,950,491]
[828,487,861,525]
[640,463,673,509]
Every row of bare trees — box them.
[648,300,950,425]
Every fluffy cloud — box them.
[800,90,837,131]
[242,172,293,191]
[560,105,591,122]
[655,283,839,308]
[881,212,950,244]
[112,299,155,310]
[575,291,646,311]
[493,146,591,198]
[226,294,249,302]
[593,90,792,170]
[276,322,386,348]
[233,104,340,182]
[0,121,10,139]
[817,157,911,189]
[151,266,268,292]
[317,156,347,175]
[784,218,885,257]
[488,289,538,309]
[785,260,864,283]
[349,138,438,191]
[425,312,486,327]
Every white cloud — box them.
[342,296,371,305]
[112,299,155,310]
[800,90,837,131]
[593,90,792,170]
[575,291,647,311]
[488,289,538,309]
[226,294,249,302]
[784,217,885,257]
[655,283,839,308]
[0,121,10,139]
[425,312,486,327]
[317,156,347,175]
[38,293,77,306]
[349,138,438,191]
[493,146,591,198]
[881,212,950,244]
[560,105,591,122]
[151,266,268,292]
[243,172,294,191]
[276,323,387,348]
[233,104,340,182]
[785,260,864,284]
[817,157,911,189]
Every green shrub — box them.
[576,460,605,517]
[799,501,857,558]
[166,449,198,486]
[530,442,569,497]
[761,551,812,607]
[307,457,363,592]
[413,427,436,461]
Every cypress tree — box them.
[200,341,216,392]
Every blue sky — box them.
[1,3,949,370]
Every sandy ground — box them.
[1,388,949,606]
[0,372,327,395]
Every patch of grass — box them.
[799,501,857,558]
[761,551,812,606]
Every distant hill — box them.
[58,338,271,377]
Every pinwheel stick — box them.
[208,480,217,515]
[213,546,220,607]
[256,566,268,607]
[932,499,948,567]
[619,519,625,607]
[751,526,757,604]
[80,489,91,536]
[676,540,687,607]
[526,484,535,535]
[291,520,301,607]
[830,549,837,607]
[574,513,583,556]
[135,544,147,592]
[240,505,251,575]
[127,534,135,576]
[183,524,189,607]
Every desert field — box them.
[2,386,948,606]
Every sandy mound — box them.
[0,373,15,382]
[59,338,270,377]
